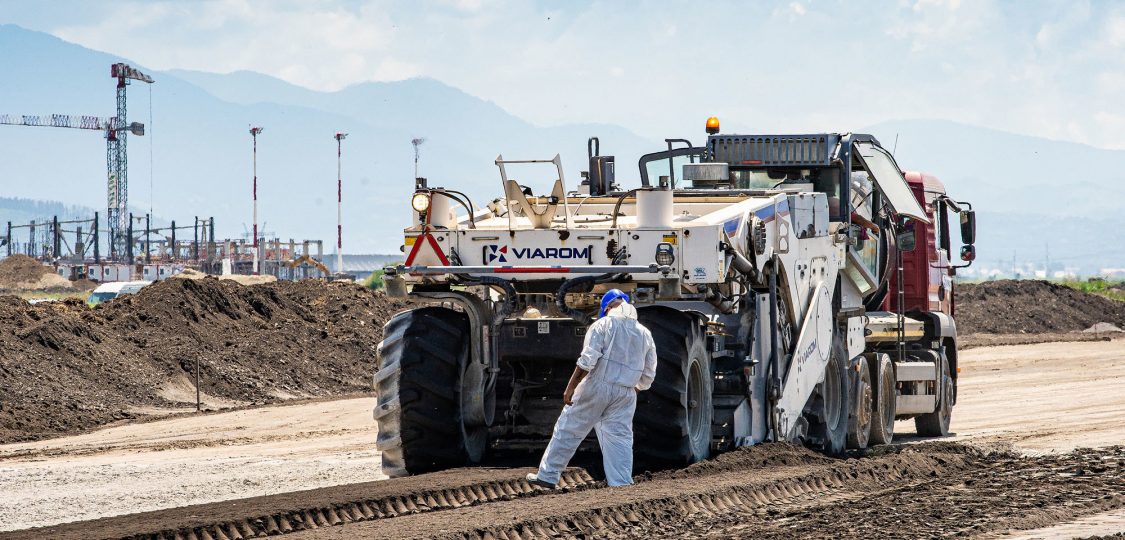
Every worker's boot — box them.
[525,473,556,489]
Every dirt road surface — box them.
[0,397,384,531]
[1,339,1122,537]
[941,339,1125,451]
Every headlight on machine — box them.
[411,192,431,213]
[655,242,675,266]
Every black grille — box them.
[709,134,838,166]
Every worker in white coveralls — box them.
[526,289,658,488]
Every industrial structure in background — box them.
[1,64,335,283]
[0,62,152,262]
[3,210,328,282]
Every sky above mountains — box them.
[0,4,1123,273]
[2,0,1123,150]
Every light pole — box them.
[412,137,425,179]
[249,126,264,274]
[335,132,347,276]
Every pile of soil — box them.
[0,255,71,291]
[957,280,1125,334]
[0,277,413,443]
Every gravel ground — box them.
[1,339,1123,535]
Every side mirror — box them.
[896,224,916,252]
[960,210,976,245]
[960,244,976,262]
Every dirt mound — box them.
[648,442,831,480]
[957,280,1125,334]
[0,277,413,443]
[173,267,278,285]
[70,278,97,292]
[0,255,71,291]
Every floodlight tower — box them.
[249,126,264,274]
[335,132,347,275]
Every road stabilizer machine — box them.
[377,119,977,477]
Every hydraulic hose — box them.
[767,256,782,441]
[476,275,519,325]
[434,190,477,229]
[610,187,653,229]
[556,273,617,324]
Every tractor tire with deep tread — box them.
[634,306,713,470]
[804,335,850,456]
[847,356,873,450]
[915,348,953,437]
[867,353,896,445]
[373,307,471,477]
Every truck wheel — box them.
[867,353,896,445]
[915,349,953,437]
[804,335,849,455]
[635,307,713,469]
[374,307,473,477]
[846,356,872,450]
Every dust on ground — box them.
[0,277,413,444]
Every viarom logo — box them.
[486,245,509,263]
[484,244,590,263]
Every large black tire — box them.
[867,353,896,445]
[804,335,850,455]
[847,355,873,450]
[373,307,471,477]
[915,348,953,437]
[635,307,712,470]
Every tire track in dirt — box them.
[527,447,1125,540]
[4,443,1121,540]
[0,467,598,540]
[290,445,1122,540]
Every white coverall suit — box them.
[534,303,658,486]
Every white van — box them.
[87,280,152,306]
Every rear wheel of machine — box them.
[804,335,850,456]
[915,349,953,437]
[846,356,873,450]
[635,307,713,470]
[867,353,896,445]
[373,307,472,477]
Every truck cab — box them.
[885,171,976,317]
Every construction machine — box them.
[287,254,330,277]
[376,120,977,477]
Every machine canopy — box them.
[853,141,930,223]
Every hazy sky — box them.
[2,0,1123,148]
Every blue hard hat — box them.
[599,289,630,317]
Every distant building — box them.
[1100,268,1125,279]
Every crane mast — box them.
[108,63,154,258]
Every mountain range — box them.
[1,24,1122,274]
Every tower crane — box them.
[0,62,153,260]
[108,63,154,257]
